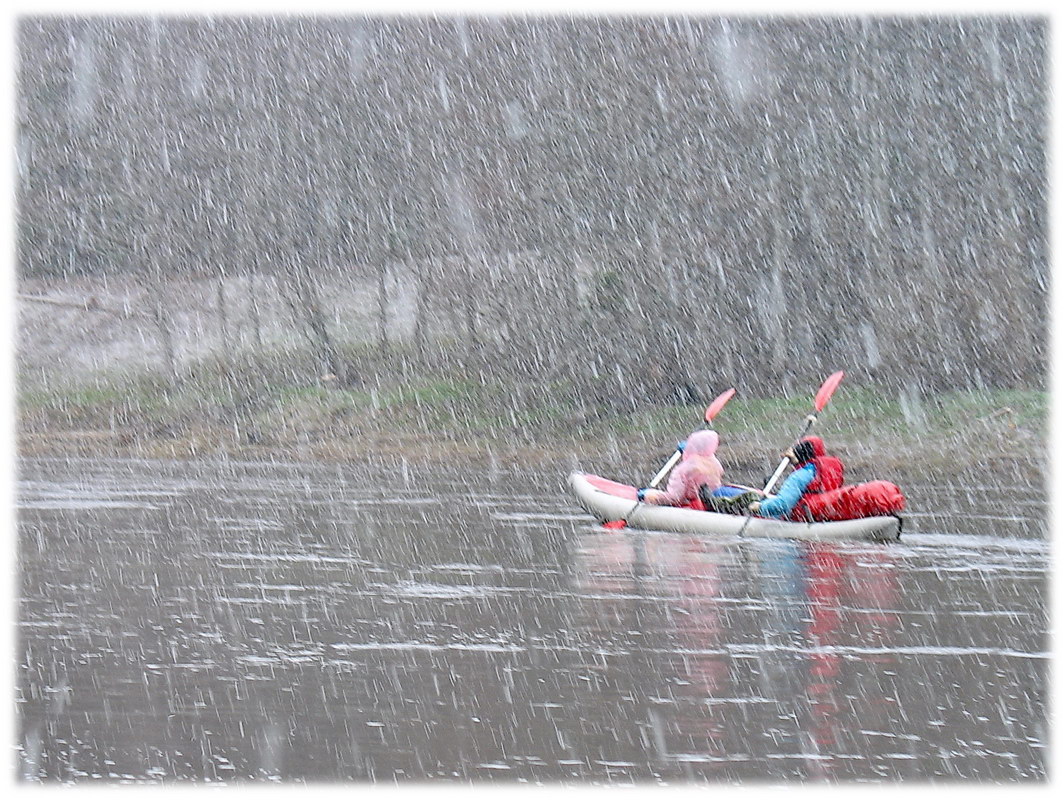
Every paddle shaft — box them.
[649,449,681,488]
[762,414,817,494]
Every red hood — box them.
[797,435,826,464]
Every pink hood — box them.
[682,429,720,461]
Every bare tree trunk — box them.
[146,282,177,381]
[281,266,346,383]
[411,260,428,357]
[377,261,389,354]
[248,270,263,353]
[462,257,479,352]
[216,273,231,361]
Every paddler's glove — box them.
[676,440,686,453]
[637,488,649,502]
[748,501,762,514]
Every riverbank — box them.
[16,359,1047,491]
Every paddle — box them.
[649,388,736,489]
[761,370,845,495]
[603,387,736,530]
[734,370,844,538]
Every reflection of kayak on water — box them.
[569,472,902,543]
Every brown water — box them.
[16,456,1048,783]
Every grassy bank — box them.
[16,350,1047,482]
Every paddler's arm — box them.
[750,463,816,518]
[637,487,667,505]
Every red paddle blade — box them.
[603,520,627,530]
[814,371,845,412]
[704,387,737,424]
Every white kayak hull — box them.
[569,472,901,543]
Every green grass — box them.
[593,385,1047,460]
[18,350,1047,458]
[21,382,142,410]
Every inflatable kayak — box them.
[569,472,901,542]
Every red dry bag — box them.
[793,480,906,522]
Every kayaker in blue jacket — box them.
[749,436,844,519]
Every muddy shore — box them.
[16,414,1045,498]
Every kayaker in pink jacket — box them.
[639,429,724,507]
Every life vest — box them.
[805,455,845,494]
[789,437,845,521]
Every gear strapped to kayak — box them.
[792,480,906,522]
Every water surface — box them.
[16,457,1048,783]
